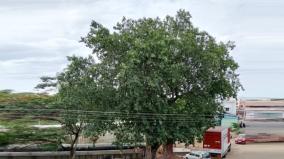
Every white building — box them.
[222,98,237,115]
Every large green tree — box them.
[82,10,241,159]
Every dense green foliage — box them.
[0,90,59,125]
[36,56,115,158]
[0,90,56,109]
[0,121,63,149]
[81,9,241,157]
[56,56,113,138]
[0,91,62,149]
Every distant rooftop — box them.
[240,100,284,107]
[239,97,284,101]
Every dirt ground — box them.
[226,142,284,159]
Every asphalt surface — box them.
[226,142,284,159]
[226,121,284,158]
[243,121,284,135]
[176,121,284,158]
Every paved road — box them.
[227,142,284,159]
[227,121,284,158]
[243,121,284,135]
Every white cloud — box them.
[1,0,284,97]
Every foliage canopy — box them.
[81,9,241,150]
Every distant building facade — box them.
[239,99,284,120]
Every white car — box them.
[184,151,210,159]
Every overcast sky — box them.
[1,0,284,98]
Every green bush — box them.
[231,123,241,134]
[0,133,11,146]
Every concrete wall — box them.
[221,117,238,128]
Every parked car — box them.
[235,134,255,144]
[184,151,210,159]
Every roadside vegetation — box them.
[0,91,63,150]
[231,123,242,134]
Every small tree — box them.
[82,9,241,159]
[37,56,113,159]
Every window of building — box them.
[225,108,230,111]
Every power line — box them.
[2,114,220,123]
[0,114,221,121]
[0,108,223,117]
[1,112,222,118]
[0,115,217,123]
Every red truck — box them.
[203,127,231,159]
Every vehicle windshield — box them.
[202,152,210,158]
[239,134,246,138]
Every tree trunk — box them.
[145,144,152,159]
[151,147,158,159]
[163,143,174,159]
[151,144,160,159]
[70,133,79,159]
[70,142,75,159]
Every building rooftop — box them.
[240,100,284,107]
